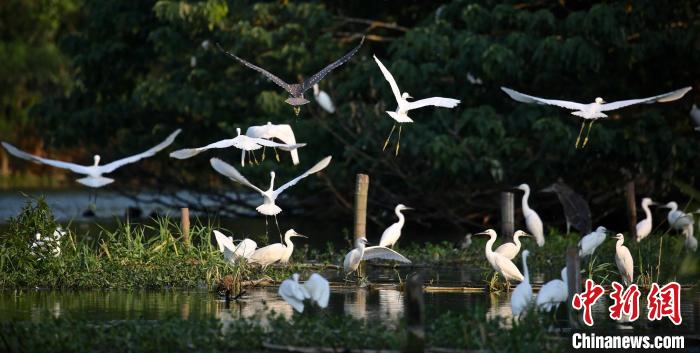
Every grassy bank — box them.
[0,198,697,290]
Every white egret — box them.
[343,237,412,274]
[510,250,533,316]
[170,128,305,167]
[536,267,568,311]
[635,198,656,242]
[217,37,364,116]
[303,273,330,309]
[373,55,460,155]
[209,156,331,216]
[313,84,335,113]
[660,201,694,235]
[495,230,530,260]
[690,104,700,130]
[30,227,64,258]
[501,86,692,148]
[378,204,413,248]
[2,129,181,188]
[456,233,472,250]
[248,229,306,267]
[684,231,698,252]
[578,226,608,257]
[245,122,302,165]
[278,273,309,312]
[476,229,524,283]
[613,233,634,286]
[213,230,257,263]
[515,184,544,247]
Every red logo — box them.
[647,282,682,325]
[608,282,640,321]
[572,279,605,326]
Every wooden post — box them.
[566,246,581,328]
[500,192,514,242]
[625,181,637,240]
[181,207,190,248]
[354,174,369,240]
[404,273,424,353]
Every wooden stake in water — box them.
[404,273,425,353]
[566,246,581,328]
[625,181,637,240]
[181,207,190,248]
[354,174,369,278]
[500,192,515,243]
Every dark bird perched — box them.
[541,181,592,235]
[216,37,365,116]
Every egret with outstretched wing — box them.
[501,86,692,148]
[343,237,411,275]
[373,55,460,155]
[245,122,302,165]
[213,230,257,263]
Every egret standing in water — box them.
[373,55,460,155]
[501,86,692,148]
[313,84,335,113]
[495,230,530,260]
[343,237,411,275]
[578,226,608,257]
[378,204,413,248]
[613,233,634,286]
[536,267,568,311]
[515,184,544,247]
[278,273,330,313]
[636,198,656,242]
[476,229,524,284]
[248,229,306,267]
[510,250,533,316]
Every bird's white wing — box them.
[170,138,237,159]
[233,238,258,259]
[406,97,461,110]
[210,158,264,194]
[362,246,412,263]
[495,255,524,281]
[343,249,362,272]
[303,273,330,308]
[213,230,236,253]
[617,247,634,282]
[272,156,331,198]
[278,279,306,313]
[246,124,300,164]
[373,55,402,103]
[501,87,586,110]
[600,87,692,111]
[252,137,305,151]
[2,142,92,174]
[101,129,181,173]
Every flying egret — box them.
[373,55,460,155]
[303,273,330,309]
[613,233,634,286]
[313,84,335,113]
[278,273,310,312]
[541,181,591,235]
[170,128,305,167]
[343,237,412,274]
[635,198,656,242]
[510,250,533,317]
[245,122,302,165]
[216,37,364,116]
[476,229,524,283]
[378,204,413,248]
[515,184,544,247]
[209,156,331,216]
[248,229,306,267]
[501,86,692,148]
[535,267,568,311]
[578,226,608,257]
[660,201,694,236]
[494,230,530,260]
[2,129,181,189]
[213,230,257,263]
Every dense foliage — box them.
[3,0,700,229]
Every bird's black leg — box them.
[261,146,266,161]
[274,147,280,162]
[583,120,595,147]
[274,214,282,243]
[383,124,396,151]
[575,121,586,149]
[395,125,402,156]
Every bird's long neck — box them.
[616,238,624,249]
[395,208,405,227]
[269,174,275,192]
[642,203,652,223]
[485,233,496,257]
[521,189,532,213]
[513,234,522,248]
[357,241,366,258]
[522,255,529,282]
